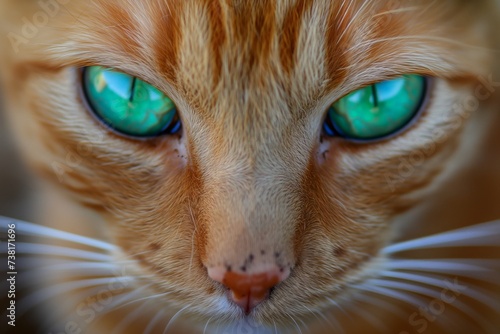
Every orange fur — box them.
[0,0,499,333]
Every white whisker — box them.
[382,220,500,254]
[369,278,494,333]
[163,304,191,334]
[380,270,500,311]
[302,304,326,330]
[11,257,132,270]
[306,303,342,334]
[386,259,500,283]
[144,309,166,334]
[285,311,303,334]
[20,262,121,281]
[93,284,154,321]
[356,283,426,309]
[18,276,135,316]
[116,290,170,310]
[34,284,123,331]
[326,297,350,318]
[14,242,112,262]
[354,283,452,331]
[112,299,153,334]
[351,291,407,320]
[203,315,214,334]
[2,218,115,251]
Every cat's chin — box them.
[162,265,380,332]
[216,319,278,334]
[193,305,305,334]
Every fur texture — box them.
[1,0,499,333]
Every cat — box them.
[1,0,500,333]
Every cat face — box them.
[1,0,498,328]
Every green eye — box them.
[82,66,180,137]
[325,75,426,141]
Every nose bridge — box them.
[188,105,312,269]
[203,164,298,240]
[199,149,302,269]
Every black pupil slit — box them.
[371,85,378,107]
[129,77,137,103]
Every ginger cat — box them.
[1,0,499,333]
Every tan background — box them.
[0,89,35,222]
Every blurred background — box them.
[0,93,35,222]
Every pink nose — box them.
[207,265,290,314]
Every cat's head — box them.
[1,0,498,328]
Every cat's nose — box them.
[207,265,290,314]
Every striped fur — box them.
[0,0,499,332]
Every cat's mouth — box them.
[3,218,499,333]
[133,220,500,331]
